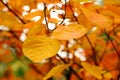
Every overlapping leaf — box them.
[43,63,71,80]
[52,24,87,40]
[81,62,102,79]
[23,36,60,63]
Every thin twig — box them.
[59,0,67,25]
[103,29,120,80]
[85,34,98,66]
[43,3,49,30]
[69,2,78,23]
[104,29,120,58]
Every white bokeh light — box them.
[22,11,29,16]
[23,5,30,11]
[20,33,26,42]
[31,16,41,22]
[48,23,56,30]
[0,25,9,31]
[37,3,44,10]
[74,48,86,61]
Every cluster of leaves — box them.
[0,0,120,80]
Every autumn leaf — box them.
[81,62,102,79]
[43,63,71,80]
[27,22,47,36]
[102,71,112,79]
[81,8,112,29]
[23,10,44,21]
[52,24,87,40]
[0,11,23,31]
[8,0,35,13]
[23,36,60,63]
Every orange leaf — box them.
[81,8,112,29]
[81,62,102,79]
[27,22,47,36]
[0,11,23,31]
[24,10,44,21]
[52,24,87,40]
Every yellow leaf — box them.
[43,63,71,80]
[81,8,112,29]
[0,11,23,31]
[81,62,102,79]
[103,71,112,79]
[104,0,120,6]
[23,36,60,63]
[27,22,47,36]
[52,24,86,40]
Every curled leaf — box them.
[52,24,86,40]
[23,36,60,63]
